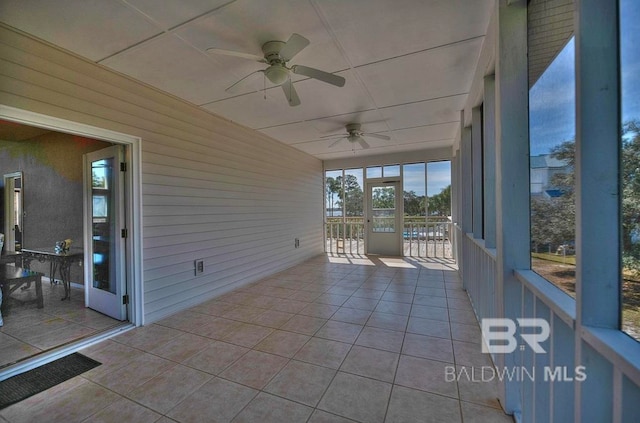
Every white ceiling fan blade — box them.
[225,70,264,92]
[356,137,370,149]
[320,133,348,139]
[328,137,345,148]
[282,80,301,106]
[206,47,266,63]
[363,132,390,141]
[292,65,345,87]
[279,33,310,61]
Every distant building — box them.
[530,154,571,196]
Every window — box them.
[528,37,576,297]
[403,163,426,219]
[427,161,451,217]
[620,0,640,340]
[366,166,382,178]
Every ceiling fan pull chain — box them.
[263,73,267,100]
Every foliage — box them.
[622,120,640,272]
[428,185,451,216]
[403,190,424,216]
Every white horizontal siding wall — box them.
[0,24,324,323]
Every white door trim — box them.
[0,104,144,326]
[365,178,403,256]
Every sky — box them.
[529,0,640,156]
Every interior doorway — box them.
[2,172,22,253]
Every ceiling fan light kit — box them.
[207,33,345,106]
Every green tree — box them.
[622,120,640,272]
[403,190,425,216]
[325,176,340,216]
[372,187,395,209]
[428,185,451,216]
[336,174,363,217]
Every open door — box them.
[366,180,402,256]
[3,172,23,252]
[84,145,127,320]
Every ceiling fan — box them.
[322,123,391,149]
[207,33,345,106]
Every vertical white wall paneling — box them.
[0,24,325,324]
[483,75,497,250]
[574,0,621,421]
[494,0,530,415]
[472,106,484,240]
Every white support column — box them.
[472,106,484,240]
[574,0,620,421]
[495,0,529,414]
[483,75,497,249]
[461,125,473,235]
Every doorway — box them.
[3,172,23,253]
[366,180,402,256]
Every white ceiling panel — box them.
[0,0,495,161]
[202,70,376,128]
[0,0,161,61]
[102,35,249,105]
[356,38,483,108]
[123,0,232,30]
[258,110,387,144]
[316,0,493,66]
[379,95,467,129]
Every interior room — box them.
[0,121,126,368]
[0,0,639,422]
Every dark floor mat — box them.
[0,353,101,409]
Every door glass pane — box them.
[372,186,395,232]
[91,158,115,294]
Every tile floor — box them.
[0,254,513,423]
[0,281,122,369]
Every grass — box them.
[532,256,640,341]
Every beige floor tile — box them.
[395,355,459,398]
[374,300,412,316]
[166,377,257,423]
[126,364,212,414]
[452,340,494,367]
[221,323,273,348]
[189,317,243,340]
[366,311,409,332]
[219,350,289,389]
[318,372,392,423]
[232,392,313,423]
[190,300,237,317]
[342,296,379,311]
[250,309,295,328]
[314,294,349,307]
[1,379,120,423]
[340,345,399,382]
[330,307,372,325]
[415,287,447,297]
[307,410,358,423]
[264,360,336,406]
[385,384,462,423]
[457,365,502,409]
[460,401,513,423]
[293,337,352,369]
[448,307,478,325]
[410,304,449,321]
[113,324,183,352]
[380,292,414,304]
[254,329,310,357]
[402,332,454,363]
[355,326,405,353]
[183,340,249,375]
[298,303,339,319]
[315,320,363,343]
[451,322,483,344]
[269,298,309,314]
[221,305,266,323]
[89,352,175,394]
[280,314,327,335]
[82,397,162,423]
[406,316,451,338]
[150,332,213,362]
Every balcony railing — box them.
[325,217,453,259]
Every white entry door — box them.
[366,181,402,256]
[84,146,127,320]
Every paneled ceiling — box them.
[0,0,493,160]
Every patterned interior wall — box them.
[0,129,111,283]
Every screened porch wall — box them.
[0,24,324,324]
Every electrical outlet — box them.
[194,259,204,275]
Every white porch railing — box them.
[325,218,454,259]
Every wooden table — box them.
[21,247,83,301]
[0,265,44,322]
